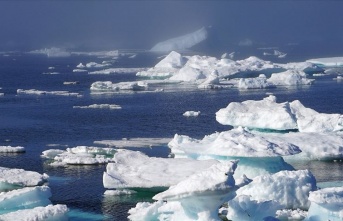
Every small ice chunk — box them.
[183,111,200,117]
[73,104,122,109]
[267,70,314,86]
[90,81,148,91]
[0,146,25,153]
[104,189,137,196]
[0,167,48,188]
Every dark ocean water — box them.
[0,53,342,220]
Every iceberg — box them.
[305,187,343,221]
[306,57,343,68]
[234,170,317,209]
[216,95,343,132]
[85,61,111,68]
[128,161,237,221]
[94,137,171,149]
[0,167,48,190]
[17,89,81,97]
[0,204,68,221]
[103,150,220,189]
[0,146,25,153]
[183,111,200,117]
[150,27,208,52]
[267,70,314,86]
[0,186,52,214]
[90,81,148,91]
[238,74,274,89]
[89,67,147,75]
[41,146,117,166]
[169,127,298,178]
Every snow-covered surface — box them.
[94,137,171,148]
[276,209,307,221]
[216,95,343,132]
[0,167,48,188]
[73,104,122,109]
[307,57,343,68]
[306,187,343,221]
[0,204,68,221]
[183,111,200,117]
[90,81,148,91]
[267,70,314,86]
[103,150,220,189]
[17,89,81,97]
[41,146,117,166]
[150,27,208,52]
[0,146,25,153]
[89,68,147,75]
[235,170,317,209]
[128,161,237,221]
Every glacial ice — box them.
[103,150,220,189]
[94,137,171,149]
[17,89,81,97]
[85,61,111,68]
[128,161,237,221]
[150,27,208,52]
[41,146,117,166]
[0,146,25,153]
[0,167,48,189]
[305,187,343,221]
[89,67,147,75]
[267,70,314,86]
[216,95,343,132]
[90,81,148,91]
[0,204,69,221]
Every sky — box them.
[1,1,343,58]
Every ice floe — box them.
[0,146,25,153]
[0,204,68,221]
[183,111,200,117]
[103,150,220,189]
[17,89,81,97]
[41,146,117,166]
[90,81,148,92]
[216,95,343,132]
[89,67,147,75]
[128,161,237,221]
[94,137,171,148]
[72,69,87,73]
[306,187,343,221]
[73,104,122,110]
[0,167,48,189]
[307,57,343,68]
[104,189,137,196]
[150,27,208,52]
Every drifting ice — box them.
[0,167,48,189]
[0,146,25,153]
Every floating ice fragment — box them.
[17,89,80,97]
[306,57,343,68]
[103,150,220,189]
[89,67,147,75]
[183,111,200,117]
[0,146,25,153]
[73,104,122,109]
[0,167,48,189]
[90,81,148,91]
[94,137,171,148]
[104,189,137,196]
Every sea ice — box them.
[0,204,68,221]
[85,61,111,68]
[216,95,343,132]
[183,111,200,117]
[73,104,122,109]
[0,167,48,189]
[90,81,148,91]
[103,150,220,189]
[88,67,147,75]
[94,137,171,148]
[0,186,52,214]
[17,89,80,97]
[168,127,298,178]
[104,189,137,196]
[128,161,238,221]
[307,57,343,68]
[0,146,25,153]
[238,74,274,89]
[305,187,343,221]
[150,27,208,52]
[41,146,117,166]
[234,170,317,209]
[72,69,87,73]
[267,70,314,86]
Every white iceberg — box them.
[0,186,52,214]
[90,81,148,91]
[168,127,298,178]
[0,204,68,221]
[41,146,117,166]
[73,104,122,110]
[305,187,343,221]
[89,67,147,75]
[267,70,314,86]
[0,146,25,153]
[150,27,208,52]
[0,167,48,189]
[238,74,274,89]
[103,150,220,189]
[235,170,317,210]
[216,95,343,132]
[306,57,343,68]
[128,161,237,221]
[72,69,87,73]
[183,111,200,117]
[94,137,171,149]
[85,61,111,68]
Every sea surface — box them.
[0,52,342,220]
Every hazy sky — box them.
[1,1,342,55]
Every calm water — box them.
[0,53,342,220]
